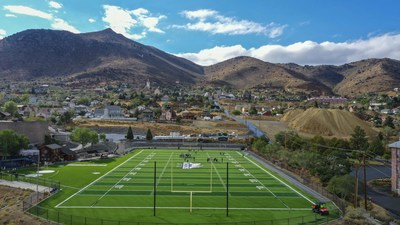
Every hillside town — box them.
[1,2,400,223]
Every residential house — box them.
[381,109,393,115]
[181,110,196,120]
[159,109,176,121]
[39,144,62,162]
[104,105,123,118]
[141,108,155,121]
[0,111,11,120]
[161,95,169,102]
[388,141,400,194]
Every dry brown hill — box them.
[202,56,332,95]
[281,108,377,138]
[0,29,203,87]
[334,58,400,96]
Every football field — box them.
[55,149,313,212]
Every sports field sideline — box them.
[55,149,314,211]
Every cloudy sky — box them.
[1,0,400,66]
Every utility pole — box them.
[354,163,358,207]
[363,153,367,210]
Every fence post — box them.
[314,213,317,225]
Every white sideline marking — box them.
[56,206,311,210]
[55,150,144,208]
[237,152,314,204]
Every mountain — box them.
[1,28,400,95]
[203,56,400,95]
[202,56,333,95]
[0,29,203,87]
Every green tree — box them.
[126,126,134,141]
[77,96,91,106]
[350,126,369,154]
[368,135,385,156]
[383,116,395,129]
[249,107,258,115]
[146,129,153,141]
[70,128,99,148]
[327,175,354,200]
[3,101,18,116]
[0,129,29,159]
[231,110,241,116]
[99,133,106,142]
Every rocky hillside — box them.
[0,29,203,87]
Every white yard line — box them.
[227,153,288,208]
[237,151,314,204]
[56,205,310,210]
[92,151,155,205]
[55,150,144,208]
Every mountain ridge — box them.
[1,29,399,95]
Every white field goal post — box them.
[170,153,214,212]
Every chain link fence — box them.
[24,204,339,225]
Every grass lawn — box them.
[22,149,339,224]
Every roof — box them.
[46,143,62,150]
[388,141,400,148]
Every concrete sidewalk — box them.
[0,179,49,193]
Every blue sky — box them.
[1,0,400,65]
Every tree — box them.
[3,101,18,117]
[249,107,258,115]
[368,135,385,156]
[70,128,99,148]
[126,126,134,141]
[0,129,29,159]
[327,175,354,200]
[146,129,153,141]
[232,110,241,116]
[383,116,395,129]
[350,126,369,155]
[77,96,91,106]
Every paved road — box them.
[350,165,400,218]
[224,109,266,138]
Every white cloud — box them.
[5,14,17,18]
[51,18,80,33]
[3,4,79,34]
[88,18,96,23]
[0,29,6,39]
[3,5,53,20]
[181,9,217,20]
[175,33,400,66]
[49,1,63,9]
[174,9,286,38]
[102,5,165,40]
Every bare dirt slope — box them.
[281,108,377,138]
[0,186,54,225]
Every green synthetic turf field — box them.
[34,149,338,224]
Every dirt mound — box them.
[282,108,377,138]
